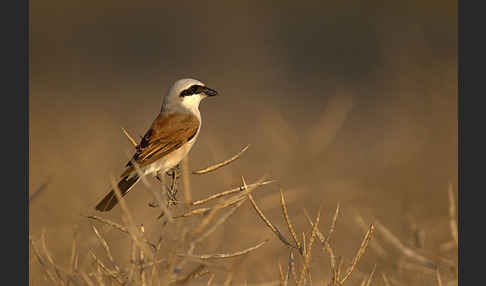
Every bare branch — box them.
[280,189,301,251]
[340,224,374,284]
[87,215,128,234]
[248,191,297,250]
[193,144,249,175]
[298,207,321,286]
[361,264,376,286]
[88,250,124,285]
[191,180,275,206]
[179,240,268,260]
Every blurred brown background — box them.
[30,0,457,285]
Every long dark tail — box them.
[95,174,141,212]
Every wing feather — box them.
[121,112,199,177]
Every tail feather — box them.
[95,174,141,212]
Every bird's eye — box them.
[191,85,201,93]
[180,85,202,97]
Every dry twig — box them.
[179,240,268,260]
[193,145,250,175]
[339,224,374,284]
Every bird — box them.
[95,78,218,212]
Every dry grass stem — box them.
[41,230,66,285]
[175,207,212,218]
[447,183,458,245]
[69,237,77,274]
[303,209,336,268]
[180,240,268,260]
[91,225,117,269]
[192,176,267,235]
[381,273,391,286]
[174,264,207,285]
[248,191,297,249]
[206,273,216,286]
[278,263,286,286]
[436,268,444,286]
[195,198,247,244]
[87,215,156,250]
[297,207,321,286]
[110,176,153,258]
[193,144,250,175]
[30,236,59,284]
[81,271,96,286]
[190,180,275,206]
[354,213,388,258]
[88,250,124,285]
[360,264,376,286]
[374,220,437,269]
[223,271,234,286]
[122,127,138,148]
[339,224,374,284]
[288,251,298,285]
[325,204,340,247]
[86,215,129,234]
[280,189,301,251]
[139,226,147,286]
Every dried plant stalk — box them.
[195,198,247,244]
[381,273,392,286]
[325,204,340,247]
[354,213,387,258]
[248,192,296,249]
[288,251,298,285]
[30,236,59,284]
[191,180,275,206]
[180,240,268,260]
[278,263,285,286]
[192,176,267,235]
[361,264,376,286]
[280,189,301,251]
[122,127,138,148]
[91,226,116,268]
[193,145,250,175]
[436,268,444,286]
[87,215,128,234]
[374,219,437,269]
[70,237,77,274]
[88,250,124,285]
[303,209,338,274]
[340,224,374,284]
[81,271,96,286]
[297,207,321,286]
[206,273,216,286]
[41,230,66,285]
[110,176,153,258]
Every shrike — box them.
[95,78,218,212]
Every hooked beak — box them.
[202,86,218,97]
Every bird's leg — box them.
[166,164,181,206]
[148,171,164,208]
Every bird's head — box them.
[162,78,218,114]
